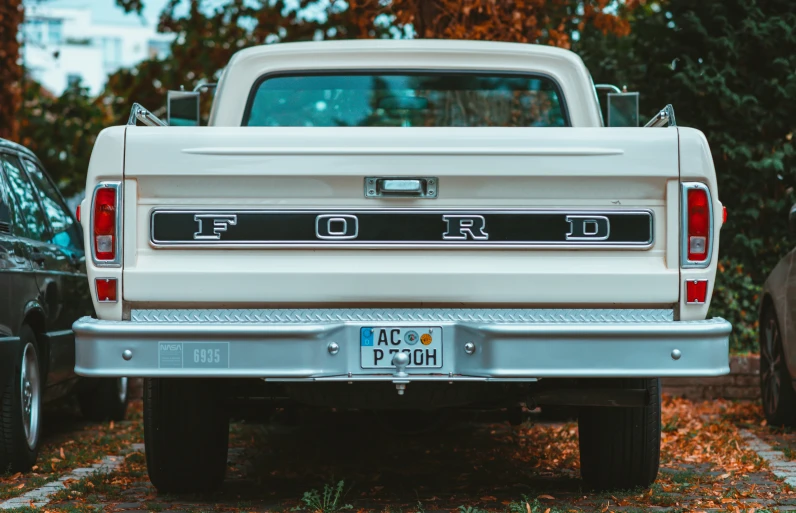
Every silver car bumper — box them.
[73,308,731,380]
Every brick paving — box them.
[663,355,761,401]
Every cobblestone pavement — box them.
[3,397,796,512]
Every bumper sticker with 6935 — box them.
[158,342,230,369]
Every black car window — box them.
[22,159,82,250]
[0,158,18,235]
[2,155,49,241]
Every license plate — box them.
[360,327,442,369]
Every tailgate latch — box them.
[365,177,437,198]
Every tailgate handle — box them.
[365,177,437,198]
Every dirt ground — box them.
[2,396,796,513]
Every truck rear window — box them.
[243,72,568,127]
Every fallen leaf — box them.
[480,496,497,501]
[60,447,65,459]
[8,472,21,481]
[14,483,24,489]
[109,420,115,430]
[718,472,731,479]
[538,495,555,500]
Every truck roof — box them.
[228,39,588,68]
[210,39,602,127]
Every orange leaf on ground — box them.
[538,495,555,500]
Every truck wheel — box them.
[760,307,796,426]
[78,378,129,422]
[578,378,661,491]
[144,378,229,493]
[0,325,42,472]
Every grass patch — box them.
[773,443,796,460]
[294,480,352,513]
[50,471,125,503]
[458,506,490,513]
[669,470,701,484]
[0,475,57,500]
[503,496,572,513]
[662,414,680,433]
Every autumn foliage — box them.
[345,0,637,47]
[0,0,23,141]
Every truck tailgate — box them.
[122,126,680,306]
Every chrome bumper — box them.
[73,309,731,380]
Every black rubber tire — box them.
[0,325,42,473]
[144,378,229,493]
[78,378,129,422]
[760,307,796,426]
[578,378,661,491]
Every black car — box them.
[0,138,129,472]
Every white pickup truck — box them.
[74,40,731,493]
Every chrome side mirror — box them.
[607,92,640,127]
[167,91,200,126]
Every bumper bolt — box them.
[671,349,682,360]
[122,349,133,361]
[464,342,476,355]
[328,342,340,355]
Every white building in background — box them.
[21,2,173,96]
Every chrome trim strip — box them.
[148,208,654,250]
[90,182,123,268]
[130,308,676,324]
[73,314,731,379]
[680,182,714,269]
[180,147,626,157]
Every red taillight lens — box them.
[687,188,709,261]
[686,279,708,304]
[95,278,117,302]
[94,187,116,260]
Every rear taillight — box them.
[681,182,713,268]
[91,183,121,265]
[687,188,709,260]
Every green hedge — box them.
[577,0,796,353]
